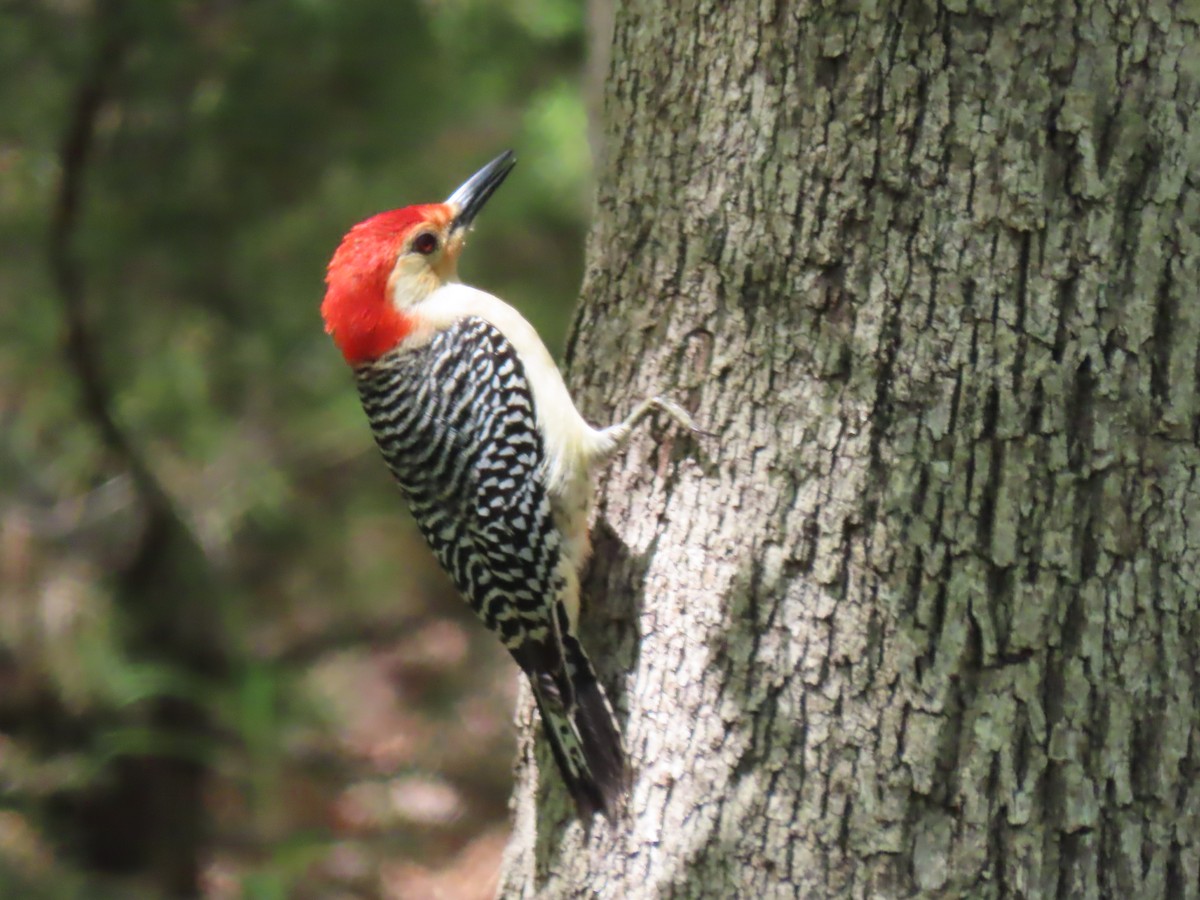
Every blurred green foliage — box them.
[0,0,591,895]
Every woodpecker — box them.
[321,151,694,820]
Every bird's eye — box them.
[412,232,439,255]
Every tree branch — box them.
[47,0,168,512]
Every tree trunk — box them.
[500,2,1200,897]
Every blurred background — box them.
[1,0,594,896]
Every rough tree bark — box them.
[500,2,1199,898]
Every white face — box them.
[387,250,442,309]
[385,208,464,310]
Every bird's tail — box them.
[530,633,627,821]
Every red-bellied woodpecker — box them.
[321,151,695,820]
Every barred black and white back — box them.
[356,315,627,818]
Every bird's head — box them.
[322,151,516,365]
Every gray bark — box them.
[501,2,1200,897]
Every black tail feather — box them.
[563,634,627,810]
[529,635,627,821]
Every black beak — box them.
[447,150,517,232]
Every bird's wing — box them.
[359,316,569,668]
